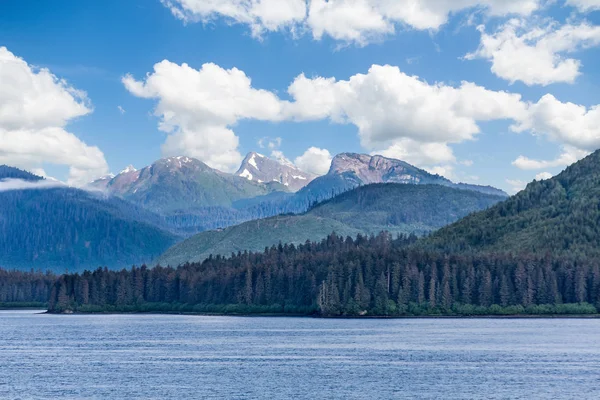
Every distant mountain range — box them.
[235,152,315,191]
[89,156,286,213]
[89,152,507,235]
[1,150,510,271]
[157,183,505,266]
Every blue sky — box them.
[1,0,600,192]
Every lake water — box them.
[1,311,600,399]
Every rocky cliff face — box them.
[235,152,315,192]
[328,153,452,185]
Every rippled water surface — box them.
[1,310,600,399]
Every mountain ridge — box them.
[157,182,505,266]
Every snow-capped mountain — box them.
[235,152,315,192]
[89,156,286,213]
[291,153,507,207]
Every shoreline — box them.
[42,310,600,319]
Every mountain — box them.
[423,149,600,256]
[157,183,504,266]
[281,153,507,212]
[235,152,315,192]
[90,156,288,214]
[0,166,179,272]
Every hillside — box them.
[0,167,179,272]
[158,183,504,266]
[424,149,600,256]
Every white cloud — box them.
[308,0,540,44]
[294,147,332,175]
[270,149,296,167]
[123,60,285,172]
[513,94,600,151]
[535,172,553,180]
[512,146,589,170]
[124,59,600,177]
[466,19,600,86]
[285,64,526,173]
[506,178,527,193]
[375,138,456,167]
[0,178,65,192]
[258,136,282,150]
[117,105,126,114]
[161,0,307,37]
[163,0,541,45]
[0,47,108,185]
[567,0,600,12]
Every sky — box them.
[1,0,600,193]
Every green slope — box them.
[0,166,179,272]
[423,149,600,256]
[158,183,504,266]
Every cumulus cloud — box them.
[535,172,553,180]
[285,64,526,174]
[0,47,108,185]
[466,19,600,86]
[124,59,600,177]
[123,61,285,172]
[513,94,600,152]
[375,139,455,166]
[512,146,590,170]
[163,0,540,45]
[567,0,600,12]
[161,0,307,37]
[294,147,332,175]
[506,178,527,193]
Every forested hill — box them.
[423,149,600,257]
[0,165,42,181]
[157,183,504,267]
[0,167,179,272]
[47,233,600,316]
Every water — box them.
[1,311,600,399]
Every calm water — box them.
[1,311,600,399]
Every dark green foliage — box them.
[0,165,42,181]
[158,183,504,266]
[0,185,179,272]
[0,268,55,304]
[424,149,600,256]
[47,233,600,316]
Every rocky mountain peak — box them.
[236,152,315,192]
[119,165,137,175]
[328,153,438,185]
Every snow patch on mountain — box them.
[248,154,258,169]
[235,152,316,192]
[240,169,253,180]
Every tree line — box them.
[0,269,55,306]
[43,232,600,316]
